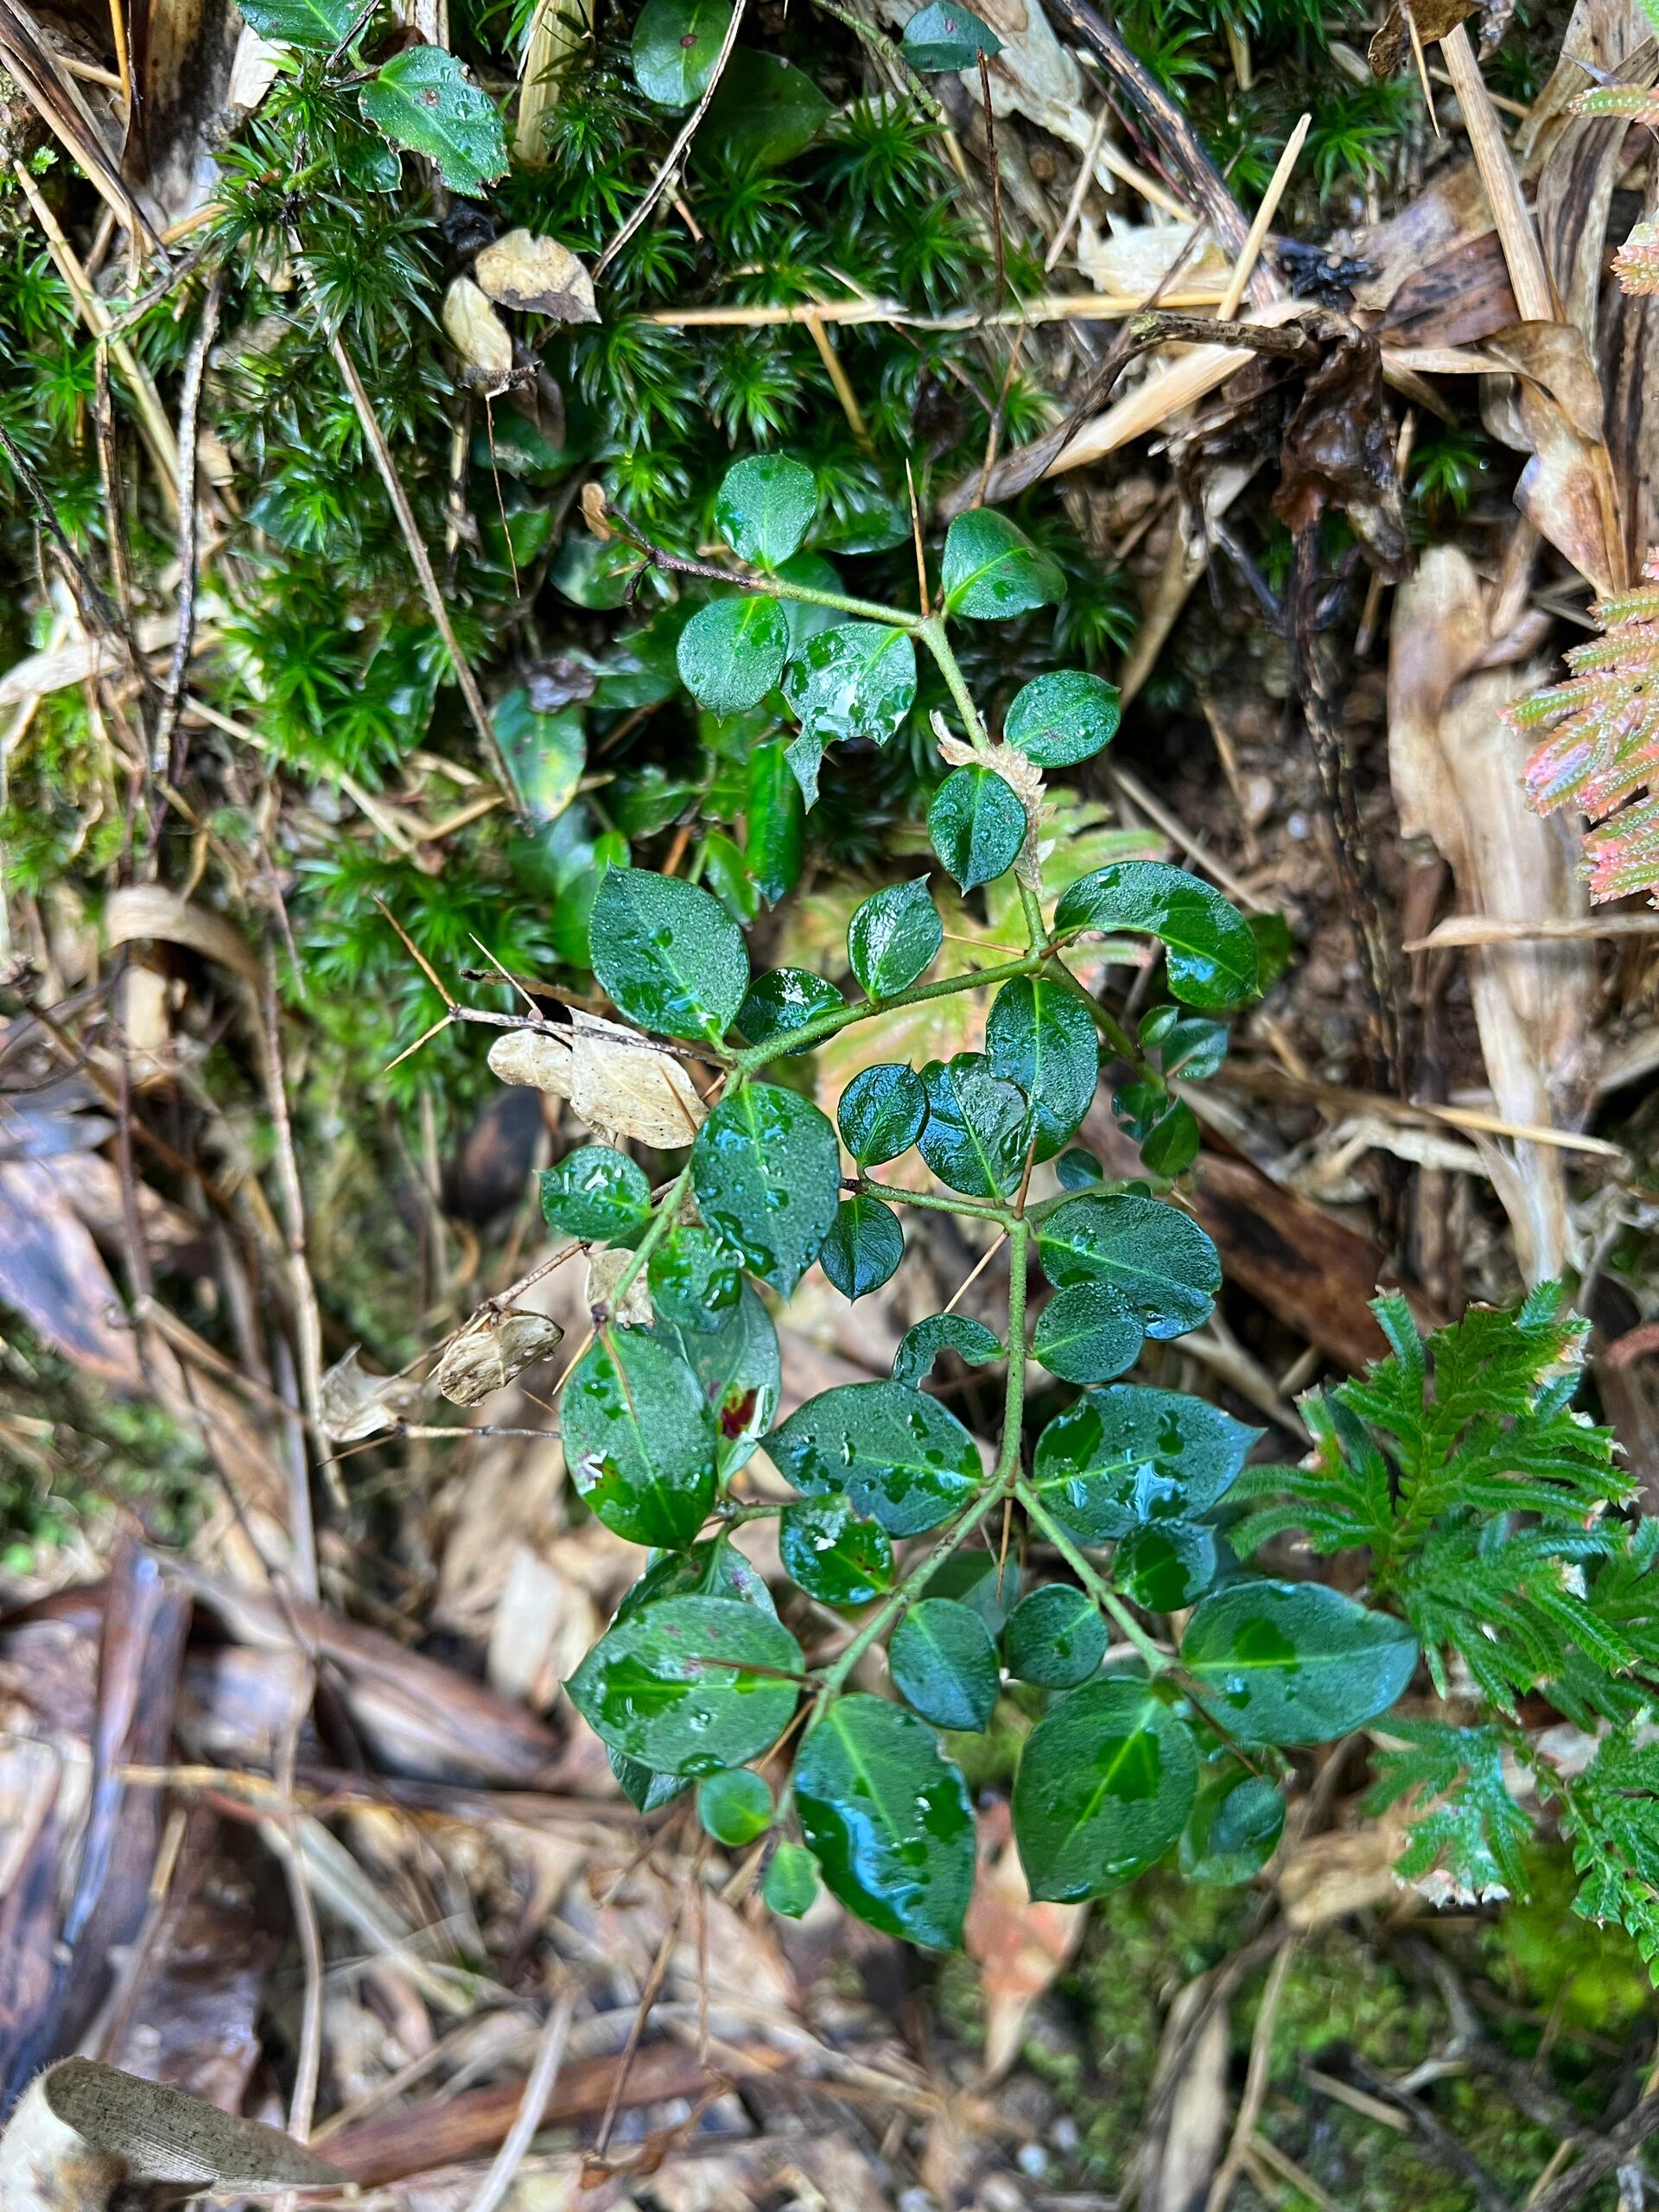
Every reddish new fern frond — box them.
[1503,556,1659,902]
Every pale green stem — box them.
[1014,1477,1172,1675]
[734,950,1047,1073]
[598,1156,694,1316]
[853,1175,1014,1224]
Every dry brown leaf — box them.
[435,1308,564,1405]
[1478,320,1625,594]
[0,2059,341,2209]
[486,1545,600,1710]
[318,1345,424,1442]
[963,1804,1086,2082]
[474,229,600,321]
[1278,1814,1409,1929]
[1271,322,1409,580]
[1388,545,1598,1280]
[442,276,514,387]
[105,884,263,990]
[487,1019,707,1147]
[585,1246,652,1325]
[1149,1980,1231,2212]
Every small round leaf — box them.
[1179,1580,1418,1745]
[567,1596,802,1776]
[632,0,733,105]
[763,1839,821,1917]
[770,1378,982,1535]
[784,620,917,747]
[1003,1583,1108,1688]
[691,1083,841,1295]
[540,1146,652,1240]
[888,1597,999,1731]
[940,509,1065,620]
[779,1495,894,1606]
[927,766,1026,891]
[737,966,845,1053]
[1004,670,1122,766]
[1013,1678,1198,1903]
[715,454,817,568]
[848,878,942,998]
[1116,1521,1221,1611]
[562,1328,716,1548]
[820,1195,904,1300]
[677,595,790,715]
[590,867,749,1044]
[838,1062,927,1166]
[697,1766,774,1846]
[1033,1280,1142,1385]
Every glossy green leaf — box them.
[590,866,749,1044]
[838,1062,927,1167]
[493,690,586,827]
[550,531,645,609]
[1143,1007,1229,1081]
[649,1282,780,1478]
[783,621,917,748]
[821,1195,904,1300]
[1116,1520,1222,1610]
[918,1052,1029,1198]
[702,47,831,164]
[649,1224,743,1333]
[796,1694,976,1947]
[631,0,731,104]
[848,878,942,998]
[1180,1580,1419,1745]
[893,1313,1002,1391]
[563,1328,716,1548]
[923,1549,1020,1632]
[746,736,804,906]
[539,1146,651,1241]
[715,454,817,567]
[940,510,1065,620]
[889,1598,999,1731]
[984,976,1098,1160]
[1003,1584,1107,1688]
[1032,1279,1142,1385]
[567,1596,802,1776]
[690,1083,839,1294]
[737,967,844,1054]
[763,1839,821,1916]
[900,0,1003,67]
[1003,669,1121,767]
[677,594,789,715]
[1055,1147,1104,1190]
[609,1748,688,1813]
[1179,1764,1285,1885]
[926,766,1026,892]
[779,1494,894,1606]
[770,1378,982,1536]
[615,1534,778,1623]
[1031,1384,1259,1543]
[697,1766,773,1845]
[776,551,843,648]
[1054,861,1259,1009]
[785,729,825,808]
[238,0,353,51]
[1139,1097,1200,1178]
[1036,1192,1220,1338]
[1013,1678,1198,1903]
[700,830,760,926]
[359,48,507,193]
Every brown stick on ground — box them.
[1042,0,1275,309]
[321,2044,785,2188]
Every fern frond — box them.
[1366,1719,1534,1902]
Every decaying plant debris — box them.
[10,0,1659,2202]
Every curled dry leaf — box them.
[1479,320,1625,596]
[487,1017,708,1147]
[585,1246,653,1325]
[0,2058,341,2212]
[435,1308,565,1405]
[1277,1811,1409,1929]
[319,1344,424,1442]
[474,229,600,322]
[442,276,514,388]
[105,883,263,990]
[1270,321,1409,581]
